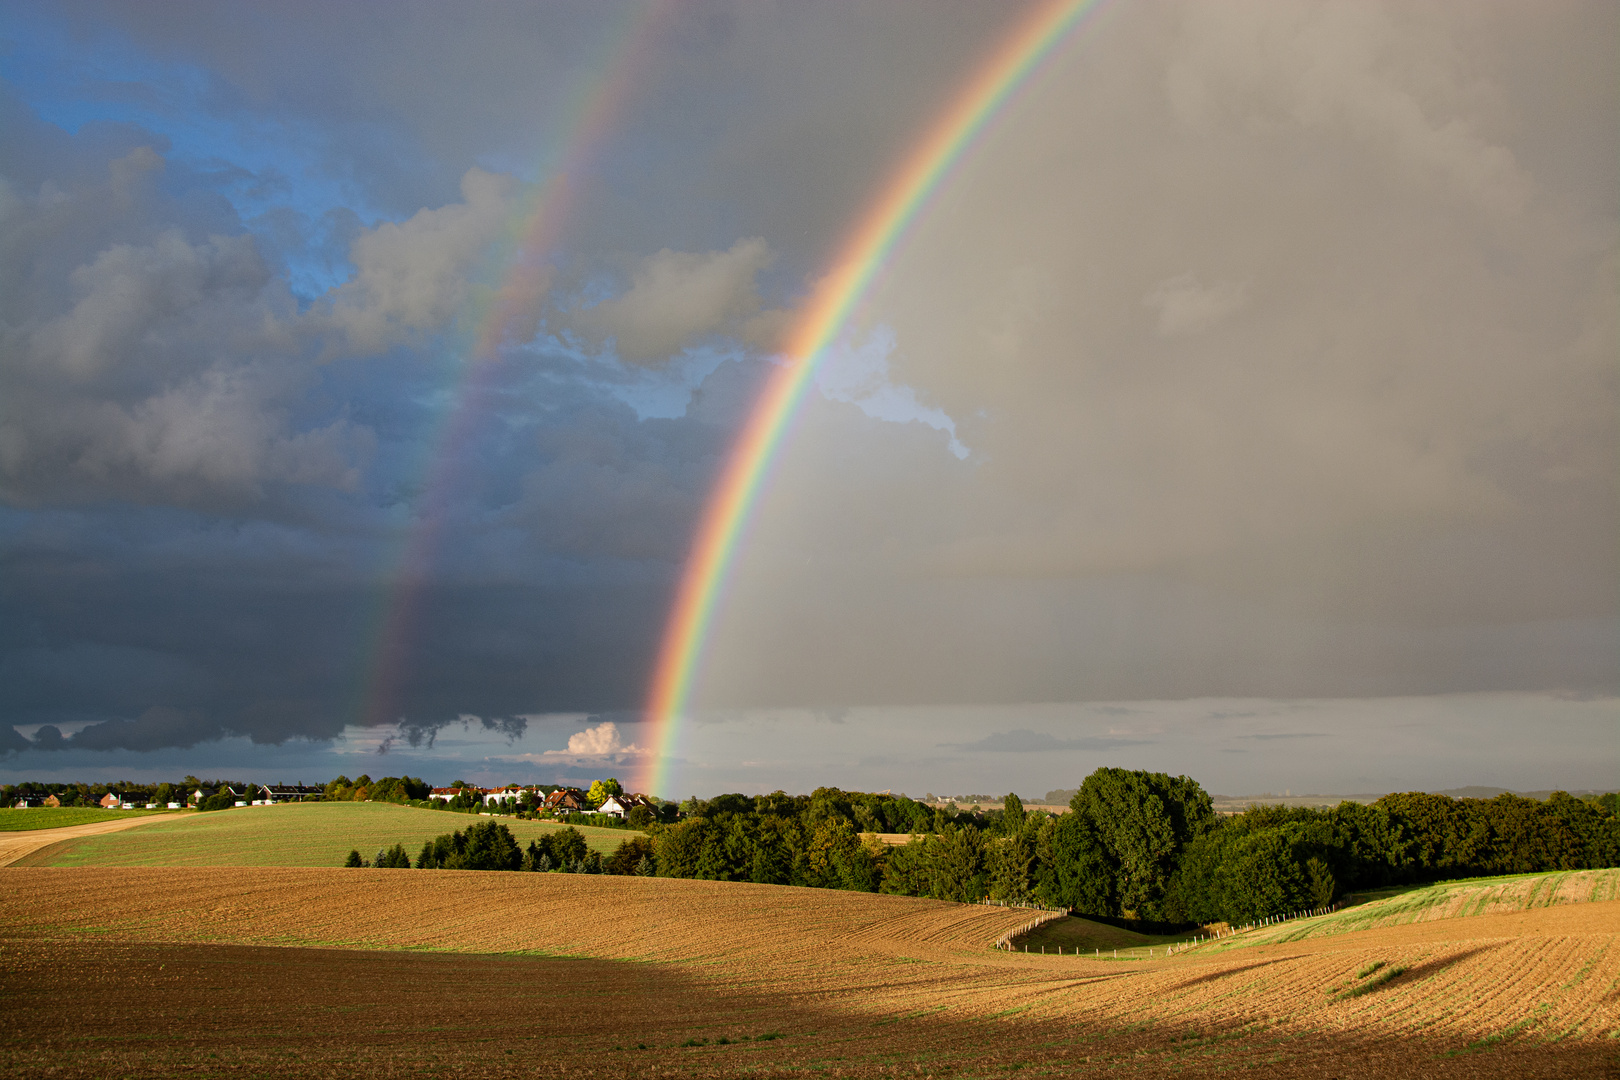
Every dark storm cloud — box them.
[0,105,766,755]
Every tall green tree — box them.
[1055,767,1216,918]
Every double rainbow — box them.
[637,0,1102,795]
[357,2,668,732]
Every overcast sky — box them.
[1,1,1614,797]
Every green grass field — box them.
[1016,915,1184,958]
[0,808,177,831]
[13,802,640,868]
[1017,868,1620,961]
[1188,867,1620,955]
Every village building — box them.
[264,784,322,803]
[544,788,590,814]
[597,792,655,819]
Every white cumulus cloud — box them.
[543,720,644,758]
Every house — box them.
[599,792,656,819]
[118,793,150,809]
[428,786,492,803]
[544,788,590,814]
[13,797,46,808]
[99,793,122,809]
[264,784,321,804]
[43,794,61,807]
[483,785,526,806]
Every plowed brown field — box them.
[2,868,1616,1078]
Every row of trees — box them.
[347,770,1618,926]
[349,820,659,876]
[322,775,431,803]
[640,772,1619,924]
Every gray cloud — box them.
[0,139,373,505]
[0,1,1612,771]
[314,167,522,355]
[696,0,1618,710]
[946,730,1154,753]
[568,238,781,363]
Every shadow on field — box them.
[0,936,1607,1079]
[1168,956,1287,991]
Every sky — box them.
[1,0,1614,799]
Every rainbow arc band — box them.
[638,0,1103,796]
[355,2,668,732]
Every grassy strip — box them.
[22,802,639,868]
[0,808,177,831]
[1336,964,1407,999]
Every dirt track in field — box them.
[1,869,1616,1078]
[0,815,172,868]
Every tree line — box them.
[354,769,1619,926]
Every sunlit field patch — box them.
[10,801,634,868]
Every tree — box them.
[377,843,411,869]
[1066,767,1216,918]
[344,849,364,867]
[548,826,589,867]
[627,804,656,829]
[1001,793,1025,834]
[606,837,656,875]
[413,821,522,871]
[880,838,932,897]
[586,778,623,808]
[987,834,1035,902]
[928,825,985,901]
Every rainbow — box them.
[637,0,1103,795]
[357,2,669,733]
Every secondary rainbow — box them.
[357,2,668,733]
[638,0,1104,795]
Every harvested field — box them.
[9,800,636,868]
[2,868,1616,1078]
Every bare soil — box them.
[1,868,1615,1078]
